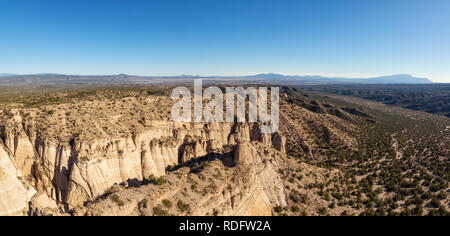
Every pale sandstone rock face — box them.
[29,192,61,216]
[189,167,274,217]
[234,142,260,165]
[0,144,36,216]
[229,177,273,216]
[65,122,285,208]
[76,141,287,216]
[237,142,287,208]
[256,163,287,207]
[272,132,287,153]
[250,123,272,146]
[0,115,287,215]
[66,122,236,207]
[2,130,35,178]
[12,135,35,177]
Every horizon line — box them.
[2,72,448,83]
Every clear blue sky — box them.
[1,0,449,82]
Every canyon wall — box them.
[0,119,286,215]
[0,144,36,216]
[75,141,287,216]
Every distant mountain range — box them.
[244,73,432,84]
[0,73,16,77]
[0,73,434,85]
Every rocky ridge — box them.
[0,95,287,215]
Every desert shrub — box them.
[111,194,125,207]
[103,186,117,196]
[329,202,336,209]
[153,206,168,216]
[437,191,447,200]
[155,177,166,185]
[162,199,172,209]
[177,200,191,212]
[142,199,148,208]
[400,208,412,216]
[289,193,300,203]
[413,205,424,216]
[274,206,283,214]
[430,198,441,208]
[148,174,156,182]
[191,184,197,191]
[318,207,328,215]
[147,175,166,185]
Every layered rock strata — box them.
[0,120,286,214]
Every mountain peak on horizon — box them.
[367,74,431,84]
[247,73,432,84]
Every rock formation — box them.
[72,141,287,216]
[0,143,36,216]
[0,110,288,215]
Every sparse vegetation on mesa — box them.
[304,84,450,118]
[279,86,449,216]
[0,86,174,143]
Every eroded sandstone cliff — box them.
[73,141,287,216]
[0,143,36,216]
[0,104,287,215]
